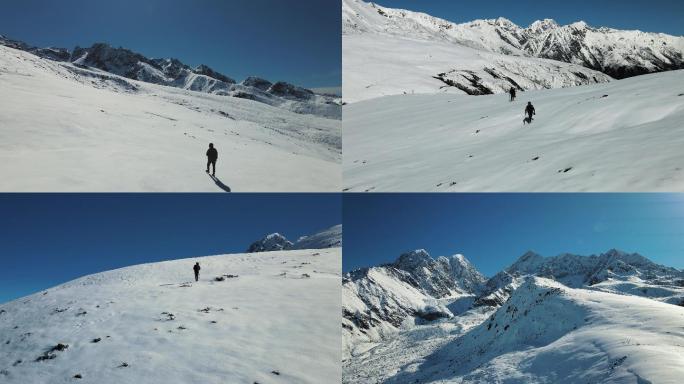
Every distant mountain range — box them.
[342,0,684,100]
[343,248,684,349]
[0,35,341,118]
[246,224,342,253]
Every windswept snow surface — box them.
[344,277,684,384]
[0,45,341,191]
[344,70,684,192]
[0,248,341,384]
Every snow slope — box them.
[345,276,684,384]
[343,69,684,192]
[0,45,341,191]
[0,248,341,384]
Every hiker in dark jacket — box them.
[193,262,201,282]
[206,143,218,176]
[509,87,516,102]
[525,102,536,120]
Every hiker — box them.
[525,102,535,120]
[206,143,218,176]
[509,87,516,102]
[193,262,201,282]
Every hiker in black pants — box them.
[206,143,218,176]
[193,262,201,282]
[509,87,516,102]
[525,102,536,120]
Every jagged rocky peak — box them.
[268,81,314,99]
[393,249,433,270]
[246,232,294,253]
[193,64,235,84]
[437,253,487,291]
[241,76,273,91]
[151,58,190,78]
[493,17,517,28]
[527,18,559,33]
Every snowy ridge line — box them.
[0,34,341,119]
[344,0,684,79]
[247,225,342,253]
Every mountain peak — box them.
[494,17,516,27]
[528,18,559,32]
[246,232,293,253]
[569,20,589,29]
[394,249,432,269]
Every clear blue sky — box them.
[0,194,341,304]
[374,0,684,35]
[343,193,684,275]
[0,0,341,88]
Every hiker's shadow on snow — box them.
[209,175,231,192]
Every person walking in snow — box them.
[525,102,535,121]
[206,143,218,176]
[509,87,516,102]
[193,262,201,282]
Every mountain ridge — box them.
[0,35,341,119]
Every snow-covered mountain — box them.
[344,69,684,192]
[292,224,343,250]
[343,250,485,351]
[478,249,684,307]
[247,225,342,253]
[247,233,295,253]
[343,0,613,102]
[0,248,341,384]
[343,0,683,102]
[0,43,341,192]
[0,36,341,119]
[343,248,684,383]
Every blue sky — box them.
[343,193,684,275]
[0,0,341,88]
[0,194,341,304]
[374,0,684,35]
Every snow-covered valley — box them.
[0,247,342,384]
[0,43,341,192]
[343,249,684,383]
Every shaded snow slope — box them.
[0,249,341,384]
[0,45,341,191]
[361,277,684,384]
[343,70,684,192]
